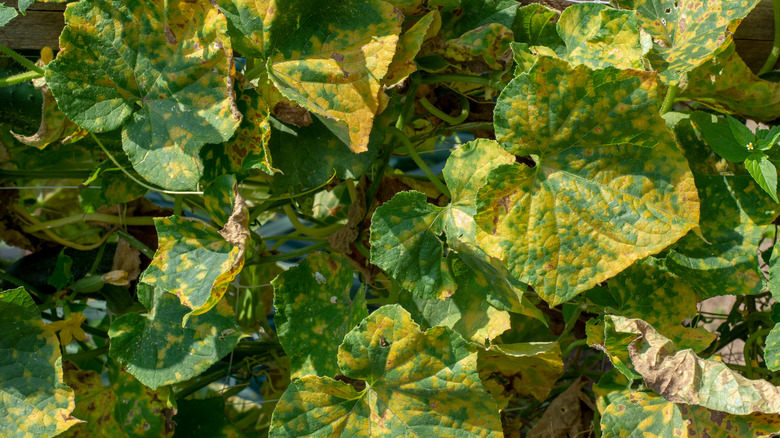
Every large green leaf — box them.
[108,284,242,389]
[61,361,176,437]
[610,315,780,415]
[273,252,367,379]
[601,390,780,437]
[680,41,780,121]
[666,117,778,298]
[269,305,502,437]
[142,193,249,316]
[46,0,241,190]
[267,0,402,153]
[555,3,644,70]
[0,287,80,437]
[617,0,760,86]
[607,257,714,352]
[478,342,563,406]
[478,56,699,306]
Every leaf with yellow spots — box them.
[436,23,514,73]
[272,252,367,379]
[60,361,176,438]
[665,116,779,298]
[554,3,645,70]
[601,389,780,438]
[616,0,760,86]
[610,315,780,415]
[142,193,249,316]
[267,0,402,153]
[478,56,699,306]
[478,342,563,408]
[46,0,241,190]
[763,323,780,372]
[108,283,242,389]
[607,257,714,352]
[0,287,81,438]
[215,0,275,59]
[680,41,780,121]
[269,305,503,437]
[513,4,562,49]
[397,253,513,345]
[370,190,457,299]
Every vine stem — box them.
[743,327,772,379]
[13,205,115,250]
[282,204,344,237]
[250,241,329,265]
[419,73,506,90]
[0,70,43,87]
[419,95,469,125]
[91,132,204,195]
[21,213,155,233]
[115,228,155,259]
[386,127,451,198]
[659,85,678,114]
[759,0,780,76]
[0,43,45,75]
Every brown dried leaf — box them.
[111,238,141,281]
[528,378,594,438]
[218,186,250,268]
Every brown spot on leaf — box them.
[164,25,177,45]
[274,101,313,127]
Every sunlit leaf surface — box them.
[108,284,242,389]
[479,56,699,306]
[0,287,80,438]
[617,0,760,86]
[46,0,241,190]
[273,252,367,379]
[270,305,502,437]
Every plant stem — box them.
[91,132,203,195]
[0,270,41,298]
[659,85,678,114]
[250,241,329,265]
[282,204,343,237]
[419,73,506,90]
[556,305,584,343]
[63,346,109,362]
[0,70,43,87]
[419,96,469,125]
[386,127,451,198]
[0,43,45,75]
[21,213,155,233]
[759,0,780,76]
[174,194,183,216]
[114,228,155,259]
[14,205,115,251]
[743,327,772,379]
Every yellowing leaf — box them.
[618,0,760,86]
[383,11,439,87]
[269,305,503,437]
[268,1,402,152]
[46,0,241,190]
[479,56,699,306]
[0,287,81,437]
[478,342,563,407]
[142,190,249,317]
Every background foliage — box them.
[4,0,780,436]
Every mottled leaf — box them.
[555,3,643,70]
[438,23,514,72]
[142,200,248,316]
[611,315,780,415]
[46,0,241,190]
[664,128,777,297]
[267,1,401,152]
[439,0,518,39]
[61,361,176,437]
[765,323,780,372]
[270,305,502,437]
[479,56,699,306]
[215,0,274,59]
[601,390,780,438]
[587,317,643,381]
[478,342,563,407]
[607,257,714,352]
[617,0,760,86]
[108,283,242,389]
[0,287,80,437]
[512,4,562,49]
[272,252,367,379]
[680,41,780,121]
[370,190,457,299]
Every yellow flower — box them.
[47,312,87,346]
